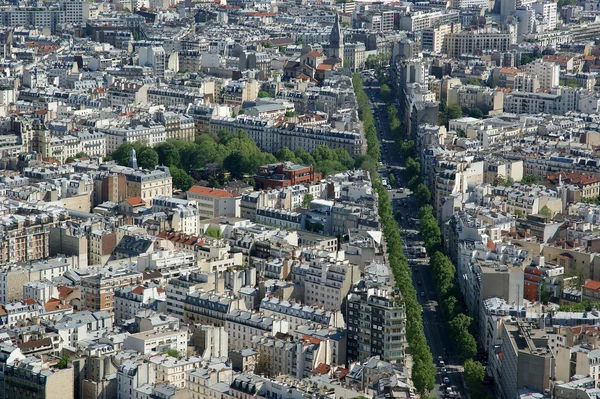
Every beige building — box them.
[445,28,515,58]
[123,329,189,355]
[483,159,524,184]
[343,42,366,71]
[447,84,504,114]
[422,22,461,54]
[187,186,240,219]
[4,361,74,399]
[125,166,173,206]
[81,270,144,313]
[304,255,360,311]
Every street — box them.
[363,75,466,398]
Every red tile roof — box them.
[132,286,145,295]
[188,186,235,198]
[126,197,145,206]
[316,64,333,71]
[58,286,73,299]
[584,280,600,291]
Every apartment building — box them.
[523,59,560,90]
[114,285,166,323]
[0,259,71,304]
[398,10,460,32]
[0,206,69,266]
[187,361,233,399]
[123,328,188,355]
[4,361,74,399]
[0,9,65,32]
[225,309,286,350]
[259,296,345,333]
[107,82,149,108]
[208,116,365,156]
[495,321,552,399]
[153,111,196,142]
[81,270,144,313]
[186,186,240,219]
[445,28,515,58]
[447,85,504,114]
[422,23,461,54]
[346,282,406,364]
[304,255,360,311]
[99,121,166,153]
[457,240,528,327]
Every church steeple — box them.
[330,13,344,60]
[128,147,138,169]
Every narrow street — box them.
[363,74,466,398]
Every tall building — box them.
[304,254,360,311]
[330,13,344,59]
[3,361,74,399]
[346,281,406,364]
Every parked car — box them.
[443,377,451,387]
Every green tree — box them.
[75,152,89,158]
[170,166,194,191]
[156,141,182,167]
[65,157,75,163]
[565,79,578,88]
[137,147,159,170]
[464,359,485,394]
[276,147,297,162]
[414,184,431,207]
[395,210,402,221]
[449,314,477,359]
[470,108,484,119]
[465,78,484,86]
[389,173,395,188]
[407,175,421,191]
[399,140,415,158]
[539,205,553,221]
[205,226,222,238]
[223,152,247,179]
[258,91,273,98]
[295,37,303,45]
[521,174,542,184]
[111,142,143,166]
[302,193,314,208]
[443,296,458,318]
[380,83,392,103]
[405,157,421,177]
[166,349,180,358]
[447,104,463,120]
[56,355,69,369]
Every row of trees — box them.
[403,133,488,396]
[352,72,381,167]
[352,72,436,394]
[109,131,358,191]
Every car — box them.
[420,291,425,297]
[440,367,447,375]
[443,377,451,387]
[397,188,404,193]
[446,387,455,398]
[417,281,422,286]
